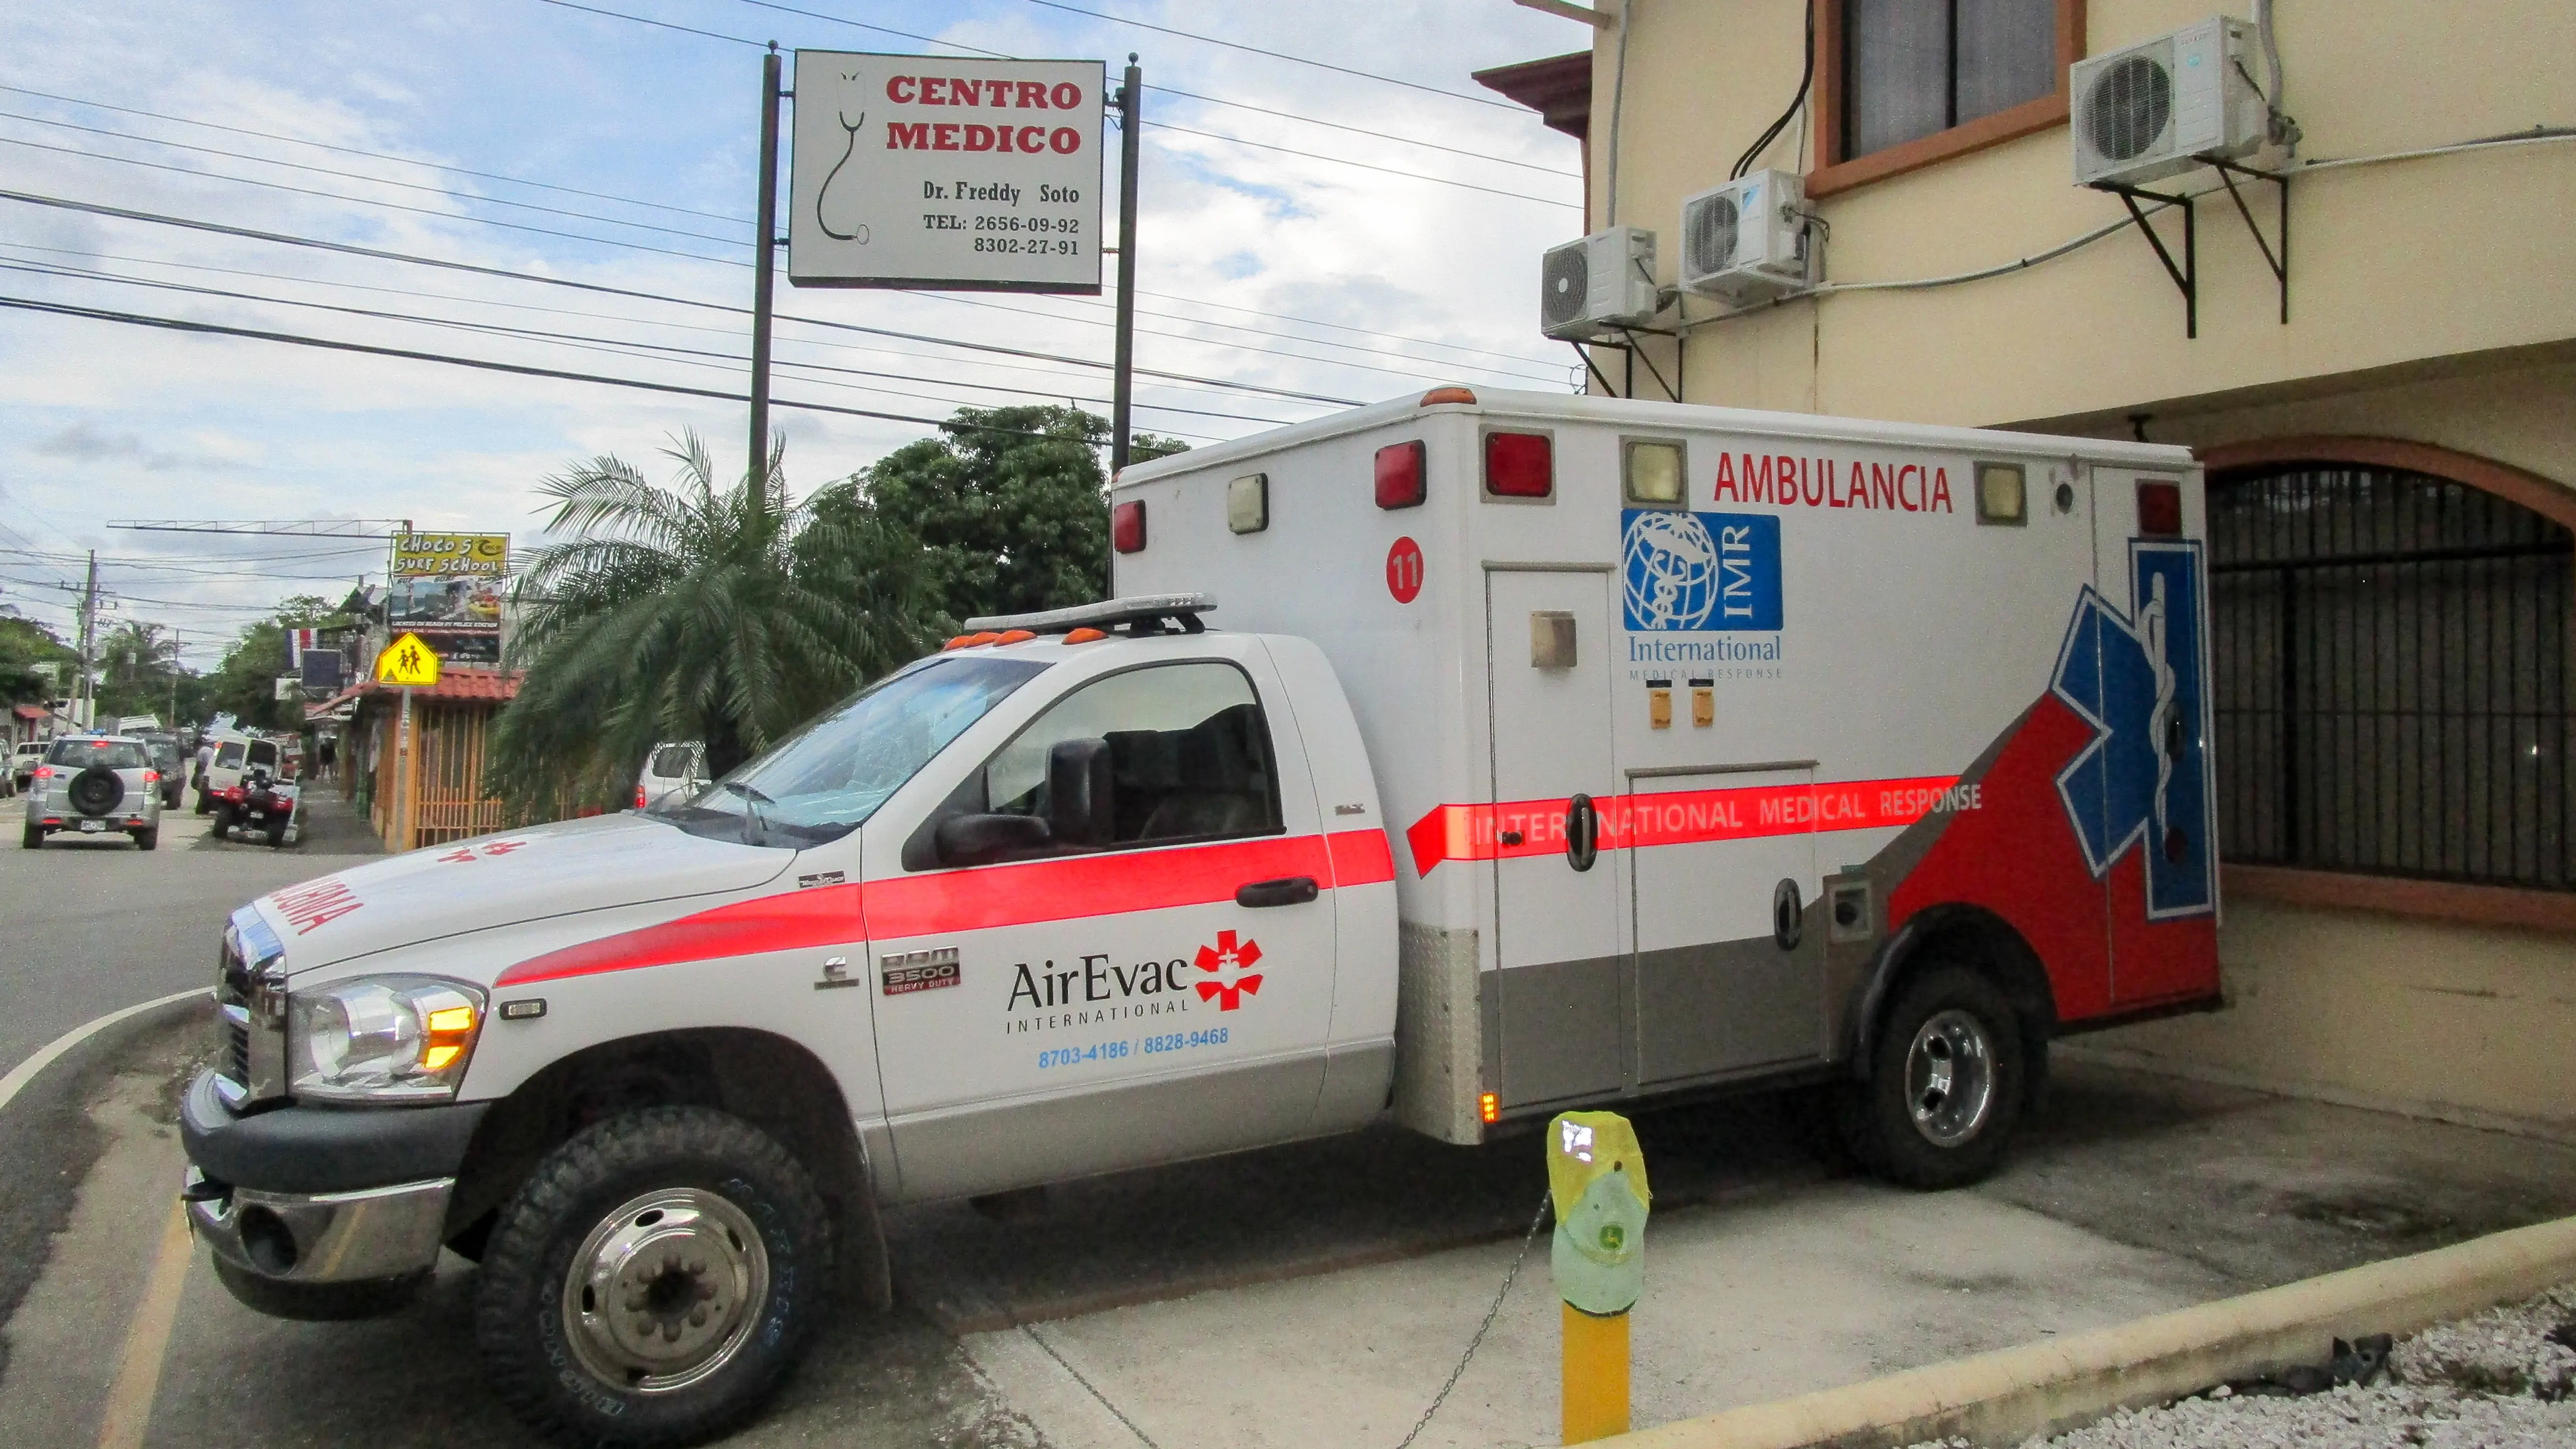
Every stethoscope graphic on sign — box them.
[816,110,870,243]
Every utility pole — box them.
[169,627,181,726]
[76,550,99,729]
[1109,55,1142,477]
[749,44,786,495]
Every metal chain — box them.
[1393,1189,1555,1449]
[1019,1318,1165,1449]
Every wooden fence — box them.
[370,698,510,851]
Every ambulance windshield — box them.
[658,655,1050,847]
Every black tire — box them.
[133,827,158,851]
[264,820,287,848]
[19,825,39,850]
[210,1255,427,1321]
[475,1107,828,1449]
[1841,965,2024,1190]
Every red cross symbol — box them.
[1192,930,1263,1011]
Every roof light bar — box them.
[961,593,1217,636]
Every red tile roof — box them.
[332,665,524,708]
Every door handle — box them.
[1235,875,1320,908]
[1565,793,1599,873]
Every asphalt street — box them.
[0,783,378,1077]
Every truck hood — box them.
[251,813,795,975]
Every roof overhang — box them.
[1471,51,1593,142]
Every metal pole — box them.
[749,45,785,493]
[396,686,414,852]
[1109,54,1142,477]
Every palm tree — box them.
[489,432,930,815]
[99,619,180,688]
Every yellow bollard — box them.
[1561,1301,1632,1441]
[1548,1111,1650,1444]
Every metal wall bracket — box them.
[2089,179,2199,338]
[1569,328,1683,403]
[2091,156,2290,339]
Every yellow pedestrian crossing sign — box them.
[375,632,442,688]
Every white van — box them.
[177,389,2220,1443]
[635,740,705,810]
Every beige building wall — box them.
[1569,0,2576,1133]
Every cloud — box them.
[30,420,244,472]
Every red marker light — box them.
[635,785,647,809]
[143,770,159,783]
[1483,431,1553,499]
[2137,480,2184,537]
[1375,441,1426,510]
[995,629,1036,644]
[32,766,50,779]
[1063,627,1107,644]
[1478,1091,1500,1124]
[1111,499,1147,553]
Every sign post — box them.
[1548,1111,1650,1443]
[750,44,785,488]
[1109,54,1141,476]
[374,633,442,853]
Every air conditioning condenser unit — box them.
[1539,226,1659,342]
[2071,16,2268,188]
[1677,169,1810,307]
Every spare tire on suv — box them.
[67,765,125,817]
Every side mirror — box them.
[934,812,1052,866]
[1046,738,1115,847]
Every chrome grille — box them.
[215,909,286,1108]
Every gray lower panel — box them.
[1316,1039,1398,1133]
[1635,933,1824,1086]
[1496,954,1623,1107]
[886,1053,1325,1204]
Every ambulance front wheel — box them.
[474,1106,829,1449]
[1843,966,2025,1190]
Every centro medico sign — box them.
[787,52,1105,294]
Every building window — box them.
[1813,0,2080,196]
[2209,464,2574,891]
[1843,0,2057,158]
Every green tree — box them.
[0,611,74,705]
[93,619,185,724]
[489,433,929,816]
[828,405,1186,631]
[206,596,351,731]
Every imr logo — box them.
[1621,509,1783,632]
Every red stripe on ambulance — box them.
[497,829,1395,985]
[1403,775,1973,876]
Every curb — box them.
[1608,1212,2576,1449]
[0,989,210,1115]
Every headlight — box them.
[286,976,486,1103]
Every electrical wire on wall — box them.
[1677,124,2576,330]
[1731,0,1815,180]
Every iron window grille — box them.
[2208,464,2573,891]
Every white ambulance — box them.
[178,388,2219,1446]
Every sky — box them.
[0,0,1589,668]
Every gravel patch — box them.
[1906,1283,2576,1448]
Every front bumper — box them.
[184,1167,454,1283]
[178,1069,488,1286]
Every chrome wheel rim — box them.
[1905,1008,1996,1148]
[561,1187,768,1395]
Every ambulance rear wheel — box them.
[474,1106,828,1448]
[1844,966,2024,1189]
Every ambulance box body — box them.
[1113,388,2220,1143]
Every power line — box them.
[537,0,1575,206]
[0,110,750,246]
[0,292,1199,445]
[3,258,1280,432]
[0,239,1321,411]
[1009,0,1525,113]
[1144,116,1575,209]
[0,134,745,267]
[0,83,747,224]
[5,119,1557,382]
[3,82,1566,364]
[0,190,1365,405]
[699,0,1578,176]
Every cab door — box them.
[863,651,1337,1203]
[1485,567,1625,1108]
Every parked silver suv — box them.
[22,735,164,850]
